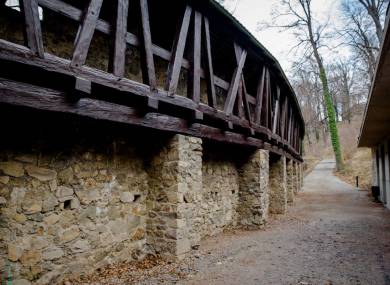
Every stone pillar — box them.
[147,135,202,260]
[300,163,304,188]
[238,149,269,228]
[269,155,287,214]
[286,159,295,203]
[294,161,300,194]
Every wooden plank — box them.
[224,46,247,116]
[263,68,270,128]
[71,0,103,67]
[139,0,157,91]
[254,66,266,125]
[109,0,129,77]
[203,16,217,108]
[21,0,44,57]
[188,10,202,103]
[0,78,266,149]
[272,86,280,134]
[280,96,288,140]
[166,5,192,96]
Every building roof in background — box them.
[358,7,390,147]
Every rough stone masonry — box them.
[0,109,302,284]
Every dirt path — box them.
[73,160,390,285]
[182,159,390,285]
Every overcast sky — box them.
[220,0,344,75]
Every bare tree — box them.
[341,0,388,83]
[260,0,344,170]
[356,0,388,43]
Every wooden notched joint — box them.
[193,110,203,121]
[75,77,92,94]
[147,97,159,110]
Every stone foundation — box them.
[269,155,287,214]
[286,159,295,203]
[0,109,282,284]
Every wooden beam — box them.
[272,86,280,134]
[188,10,202,103]
[109,0,129,77]
[263,69,270,129]
[166,5,192,96]
[21,0,44,57]
[139,0,157,91]
[280,96,288,140]
[203,16,217,108]
[224,44,247,116]
[71,0,103,67]
[254,66,265,125]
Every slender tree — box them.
[260,0,344,170]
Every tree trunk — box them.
[319,65,344,170]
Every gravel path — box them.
[184,159,390,285]
[72,159,390,285]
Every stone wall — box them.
[269,155,287,214]
[201,143,240,237]
[0,110,154,284]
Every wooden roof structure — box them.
[0,0,305,161]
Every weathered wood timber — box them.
[0,0,304,160]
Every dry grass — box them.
[335,148,372,190]
[303,112,372,190]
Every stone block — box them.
[59,226,80,243]
[43,247,64,260]
[0,161,24,177]
[8,243,23,261]
[25,165,57,181]
[0,175,9,184]
[56,186,74,198]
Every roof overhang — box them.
[358,8,390,147]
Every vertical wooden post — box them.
[188,10,202,103]
[203,16,217,108]
[254,66,266,125]
[139,0,157,90]
[272,86,280,134]
[21,0,44,58]
[109,0,129,77]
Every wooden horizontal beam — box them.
[0,78,303,162]
[0,39,302,161]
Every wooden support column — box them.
[109,0,129,77]
[188,10,202,103]
[139,0,157,91]
[166,5,192,96]
[21,0,44,57]
[71,0,104,67]
[254,66,266,125]
[203,17,217,108]
[272,87,280,134]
